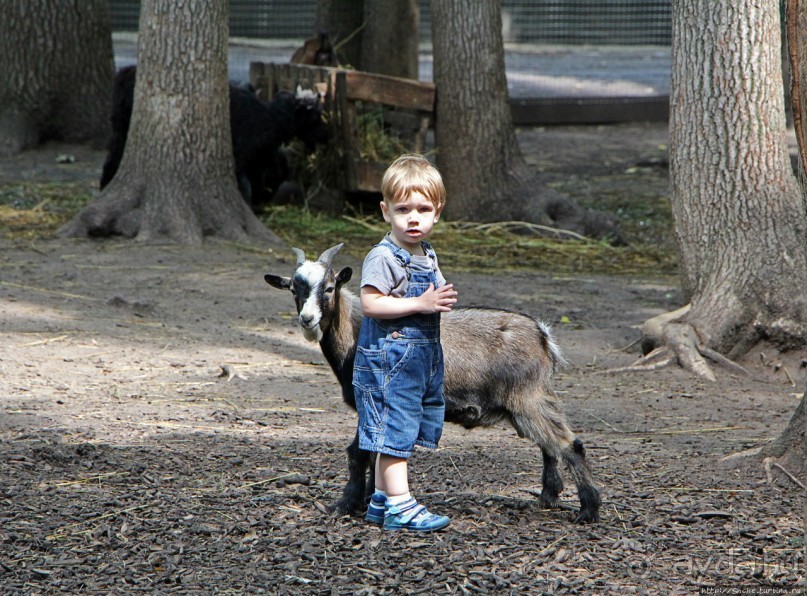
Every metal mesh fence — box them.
[499,1,670,45]
[109,1,671,46]
[109,0,671,120]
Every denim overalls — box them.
[353,238,446,458]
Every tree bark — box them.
[315,0,364,70]
[0,0,114,156]
[668,0,807,358]
[59,0,280,245]
[430,0,530,223]
[760,388,805,480]
[759,0,807,495]
[428,0,621,243]
[315,0,418,79]
[361,0,419,79]
[786,0,807,178]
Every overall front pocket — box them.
[353,347,386,428]
[354,383,386,430]
[383,340,414,386]
[354,346,384,374]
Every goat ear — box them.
[335,267,352,286]
[264,274,291,290]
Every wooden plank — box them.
[381,109,424,130]
[380,109,431,151]
[248,62,270,97]
[510,96,669,125]
[275,63,335,92]
[340,71,435,112]
[353,161,387,193]
[254,63,435,111]
[335,71,359,191]
[249,62,338,99]
[249,63,436,193]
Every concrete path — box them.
[113,33,670,123]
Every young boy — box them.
[352,154,457,532]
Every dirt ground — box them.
[0,124,804,594]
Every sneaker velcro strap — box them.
[398,504,427,523]
[387,497,417,512]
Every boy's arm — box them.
[360,284,457,319]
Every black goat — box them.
[99,65,327,207]
[264,244,601,524]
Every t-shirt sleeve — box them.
[360,249,406,296]
[433,254,447,288]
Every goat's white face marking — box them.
[294,262,328,342]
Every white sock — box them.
[373,489,387,500]
[386,492,412,506]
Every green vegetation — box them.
[553,174,676,250]
[0,180,677,277]
[260,204,677,276]
[0,181,95,239]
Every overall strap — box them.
[377,237,412,279]
[421,241,437,269]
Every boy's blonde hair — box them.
[380,154,446,210]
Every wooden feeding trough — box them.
[249,62,436,194]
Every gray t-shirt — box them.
[360,237,447,298]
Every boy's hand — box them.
[419,283,458,313]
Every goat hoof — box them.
[331,498,359,517]
[573,508,600,524]
[538,494,561,509]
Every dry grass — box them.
[0,182,95,239]
[260,205,677,276]
[0,181,677,277]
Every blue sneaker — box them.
[383,498,450,532]
[364,493,387,525]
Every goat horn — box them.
[318,243,344,267]
[291,247,306,267]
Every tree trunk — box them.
[0,0,114,156]
[315,0,364,70]
[669,0,807,358]
[59,0,280,245]
[760,0,807,493]
[361,0,419,79]
[787,0,807,178]
[316,0,417,79]
[761,388,805,482]
[429,0,531,223]
[428,0,621,242]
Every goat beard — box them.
[302,325,323,343]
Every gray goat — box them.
[264,244,601,523]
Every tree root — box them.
[666,322,717,381]
[639,304,691,340]
[218,364,247,382]
[763,457,806,489]
[599,347,673,374]
[601,304,751,382]
[697,346,751,377]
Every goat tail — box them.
[536,320,567,373]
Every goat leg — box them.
[539,449,565,508]
[366,452,377,503]
[510,403,601,524]
[562,439,601,523]
[332,431,371,516]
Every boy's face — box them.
[380,191,441,253]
